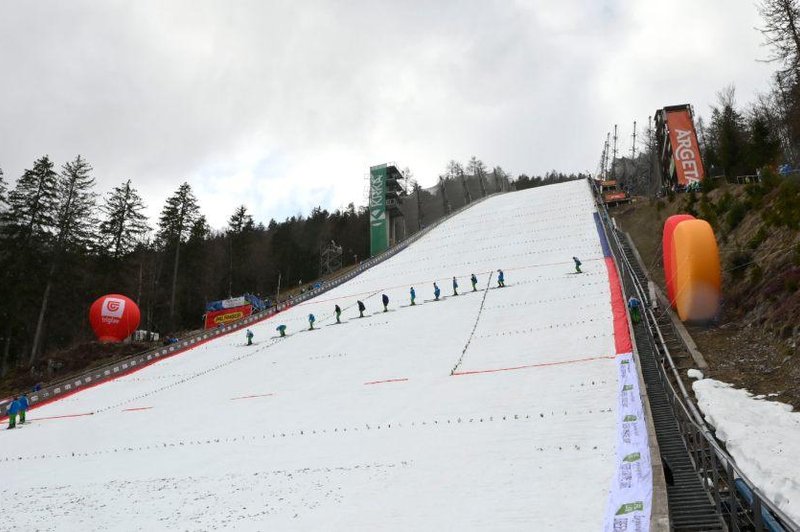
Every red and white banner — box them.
[204,304,252,329]
[666,110,704,185]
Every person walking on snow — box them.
[308,313,316,330]
[245,329,254,346]
[382,293,389,312]
[276,324,287,337]
[452,276,459,296]
[6,397,20,429]
[334,304,342,323]
[471,274,478,291]
[357,300,366,318]
[573,256,582,274]
[410,287,416,306]
[628,296,642,324]
[18,394,29,425]
[433,282,441,301]
[497,269,505,288]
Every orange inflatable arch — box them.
[672,220,721,322]
[662,214,695,307]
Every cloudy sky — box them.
[0,0,775,229]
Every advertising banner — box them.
[369,164,388,256]
[221,296,247,309]
[666,110,704,186]
[204,304,253,329]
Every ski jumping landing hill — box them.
[0,180,651,531]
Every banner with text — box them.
[369,164,388,256]
[204,304,253,329]
[666,110,704,186]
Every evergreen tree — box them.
[0,167,8,213]
[3,155,59,246]
[30,155,98,364]
[706,86,749,178]
[227,205,254,234]
[99,179,151,258]
[157,182,200,326]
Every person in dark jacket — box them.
[497,269,505,288]
[308,313,316,330]
[452,276,459,296]
[410,287,416,306]
[18,394,29,424]
[276,324,287,337]
[471,274,478,291]
[334,304,342,323]
[245,329,254,346]
[627,296,642,324]
[382,294,389,312]
[573,256,582,274]
[433,282,441,301]
[357,300,366,318]
[6,397,20,429]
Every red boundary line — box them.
[364,378,409,385]
[28,412,95,421]
[604,257,633,355]
[122,406,153,412]
[230,393,275,400]
[451,355,615,376]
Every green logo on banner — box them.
[623,384,633,391]
[623,414,638,422]
[615,501,644,515]
[369,164,388,256]
[623,452,641,463]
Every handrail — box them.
[591,180,797,530]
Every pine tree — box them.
[227,205,254,234]
[157,182,200,327]
[3,155,59,247]
[30,155,99,364]
[99,179,151,258]
[759,0,800,79]
[0,167,8,213]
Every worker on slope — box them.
[410,287,416,306]
[452,276,459,296]
[245,329,254,346]
[573,256,582,274]
[382,293,389,312]
[497,269,505,288]
[276,324,287,337]
[433,282,441,301]
[357,300,366,318]
[308,313,316,330]
[18,394,29,425]
[628,296,642,324]
[471,273,478,292]
[6,396,20,429]
[334,304,342,324]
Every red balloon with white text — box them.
[89,294,141,343]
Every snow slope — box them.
[693,378,800,524]
[1,181,632,531]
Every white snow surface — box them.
[693,378,800,524]
[1,181,623,531]
[686,368,704,380]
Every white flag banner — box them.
[604,352,653,531]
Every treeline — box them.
[512,171,589,190]
[0,155,516,379]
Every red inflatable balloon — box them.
[89,294,141,343]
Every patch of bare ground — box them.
[614,185,800,409]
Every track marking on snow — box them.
[451,354,615,376]
[122,406,153,412]
[29,412,95,421]
[230,393,275,400]
[363,378,409,385]
[449,273,494,375]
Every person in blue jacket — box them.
[308,313,316,330]
[573,256,582,274]
[497,269,505,288]
[18,394,29,424]
[433,282,441,301]
[382,293,389,312]
[452,276,459,296]
[6,397,20,429]
[410,287,416,306]
[471,273,478,291]
[245,329,254,346]
[276,324,287,337]
[627,296,642,324]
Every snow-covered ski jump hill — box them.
[0,180,652,531]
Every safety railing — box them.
[593,181,797,531]
[2,192,502,416]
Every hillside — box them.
[615,176,800,407]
